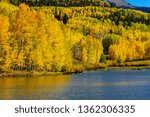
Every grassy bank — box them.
[0,60,150,77]
[107,60,150,70]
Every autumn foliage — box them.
[0,2,150,72]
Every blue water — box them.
[67,69,150,100]
[0,69,150,100]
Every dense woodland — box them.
[9,0,109,7]
[0,1,150,73]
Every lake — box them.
[0,69,150,100]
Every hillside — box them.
[0,2,150,73]
[10,0,108,6]
[104,0,150,13]
[6,0,150,13]
[103,0,133,8]
[136,7,150,13]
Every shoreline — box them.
[0,65,150,77]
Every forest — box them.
[9,0,110,7]
[0,1,150,74]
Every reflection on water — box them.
[0,69,150,100]
[95,81,150,86]
[0,75,71,100]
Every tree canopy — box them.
[0,2,150,73]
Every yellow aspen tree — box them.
[12,3,37,70]
[81,47,87,64]
[0,14,11,71]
